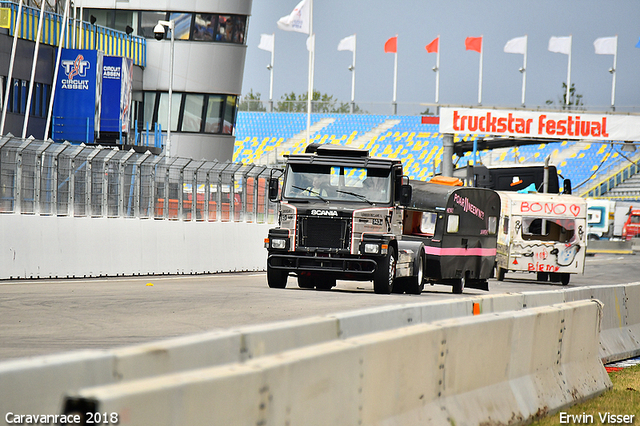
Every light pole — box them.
[154,19,175,157]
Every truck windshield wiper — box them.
[291,185,328,202]
[335,189,373,205]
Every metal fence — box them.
[0,134,280,223]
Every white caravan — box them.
[495,191,587,285]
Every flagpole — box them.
[269,34,275,112]
[611,34,617,110]
[435,34,440,104]
[306,0,313,145]
[392,33,398,114]
[22,0,47,138]
[350,34,356,113]
[478,35,483,105]
[0,0,23,135]
[565,34,572,106]
[521,35,527,107]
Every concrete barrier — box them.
[61,301,610,426]
[586,239,634,255]
[0,215,271,279]
[1,284,639,425]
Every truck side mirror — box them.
[563,179,572,195]
[400,184,412,206]
[268,178,279,201]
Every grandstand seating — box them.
[234,112,636,190]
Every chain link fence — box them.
[0,135,280,223]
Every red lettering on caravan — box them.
[592,121,601,137]
[602,117,609,137]
[508,113,515,133]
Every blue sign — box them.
[101,56,133,135]
[51,49,103,143]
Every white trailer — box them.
[495,191,587,285]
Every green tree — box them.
[546,82,584,110]
[275,90,363,113]
[239,89,266,112]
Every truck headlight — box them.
[364,243,379,254]
[271,239,287,249]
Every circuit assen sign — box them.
[439,107,640,142]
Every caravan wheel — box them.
[453,273,467,294]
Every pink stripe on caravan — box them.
[424,246,497,256]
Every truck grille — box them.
[298,217,351,250]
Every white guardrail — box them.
[1,283,639,426]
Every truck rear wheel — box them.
[561,273,570,286]
[267,266,288,288]
[373,246,396,294]
[315,278,336,291]
[496,267,506,281]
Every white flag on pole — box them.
[504,36,526,54]
[306,34,315,52]
[258,33,274,52]
[338,34,356,52]
[594,36,617,55]
[548,36,571,54]
[277,0,310,34]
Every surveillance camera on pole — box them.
[153,23,165,41]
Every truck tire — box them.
[373,246,396,294]
[549,272,562,283]
[267,266,288,288]
[452,272,467,294]
[315,278,336,291]
[496,267,506,281]
[561,273,570,286]
[404,249,425,295]
[298,275,315,289]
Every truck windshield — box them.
[283,164,392,204]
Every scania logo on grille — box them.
[310,209,338,216]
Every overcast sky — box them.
[241,0,640,115]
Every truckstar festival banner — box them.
[52,49,103,143]
[439,107,640,142]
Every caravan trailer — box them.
[495,191,587,285]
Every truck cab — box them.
[622,207,640,240]
[264,144,500,295]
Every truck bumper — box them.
[267,253,377,278]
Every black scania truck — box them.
[264,144,500,294]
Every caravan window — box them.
[502,216,510,235]
[522,217,576,243]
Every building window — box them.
[181,94,204,132]
[157,92,181,132]
[168,12,192,40]
[140,91,237,135]
[193,14,215,41]
[205,95,223,133]
[139,11,166,39]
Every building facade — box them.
[0,0,251,162]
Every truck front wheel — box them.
[267,266,288,288]
[373,246,396,294]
